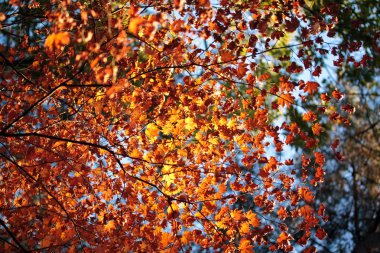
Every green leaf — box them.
[304,0,315,9]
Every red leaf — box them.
[303,246,317,253]
[341,104,355,114]
[320,93,331,102]
[312,66,322,77]
[316,227,327,240]
[331,138,340,149]
[285,16,300,33]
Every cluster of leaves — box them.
[0,0,361,252]
[297,0,380,252]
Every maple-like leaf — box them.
[342,104,355,114]
[239,238,254,252]
[185,117,197,131]
[303,111,317,122]
[304,81,320,94]
[240,222,250,234]
[278,207,288,220]
[278,93,295,108]
[258,72,271,81]
[220,50,234,62]
[285,17,300,33]
[277,232,293,244]
[246,210,261,227]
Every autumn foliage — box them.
[0,0,359,252]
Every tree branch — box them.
[0,217,29,252]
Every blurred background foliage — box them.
[300,0,380,252]
[237,0,380,251]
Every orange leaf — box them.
[44,32,70,51]
[278,93,295,108]
[258,72,271,81]
[240,222,250,234]
[239,238,254,252]
[314,152,325,166]
[303,111,317,122]
[199,0,210,7]
[55,32,70,45]
[298,188,314,203]
[44,33,56,50]
[277,232,293,244]
[104,220,116,232]
[246,210,261,227]
[312,123,323,135]
[332,89,344,100]
[220,50,234,62]
[304,81,319,94]
[277,207,288,220]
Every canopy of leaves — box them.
[0,0,360,252]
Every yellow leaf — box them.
[185,117,197,131]
[130,148,142,158]
[227,119,236,129]
[145,123,160,141]
[230,209,244,221]
[129,17,145,35]
[162,122,174,135]
[209,137,218,145]
[215,221,227,229]
[52,141,65,149]
[219,117,227,126]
